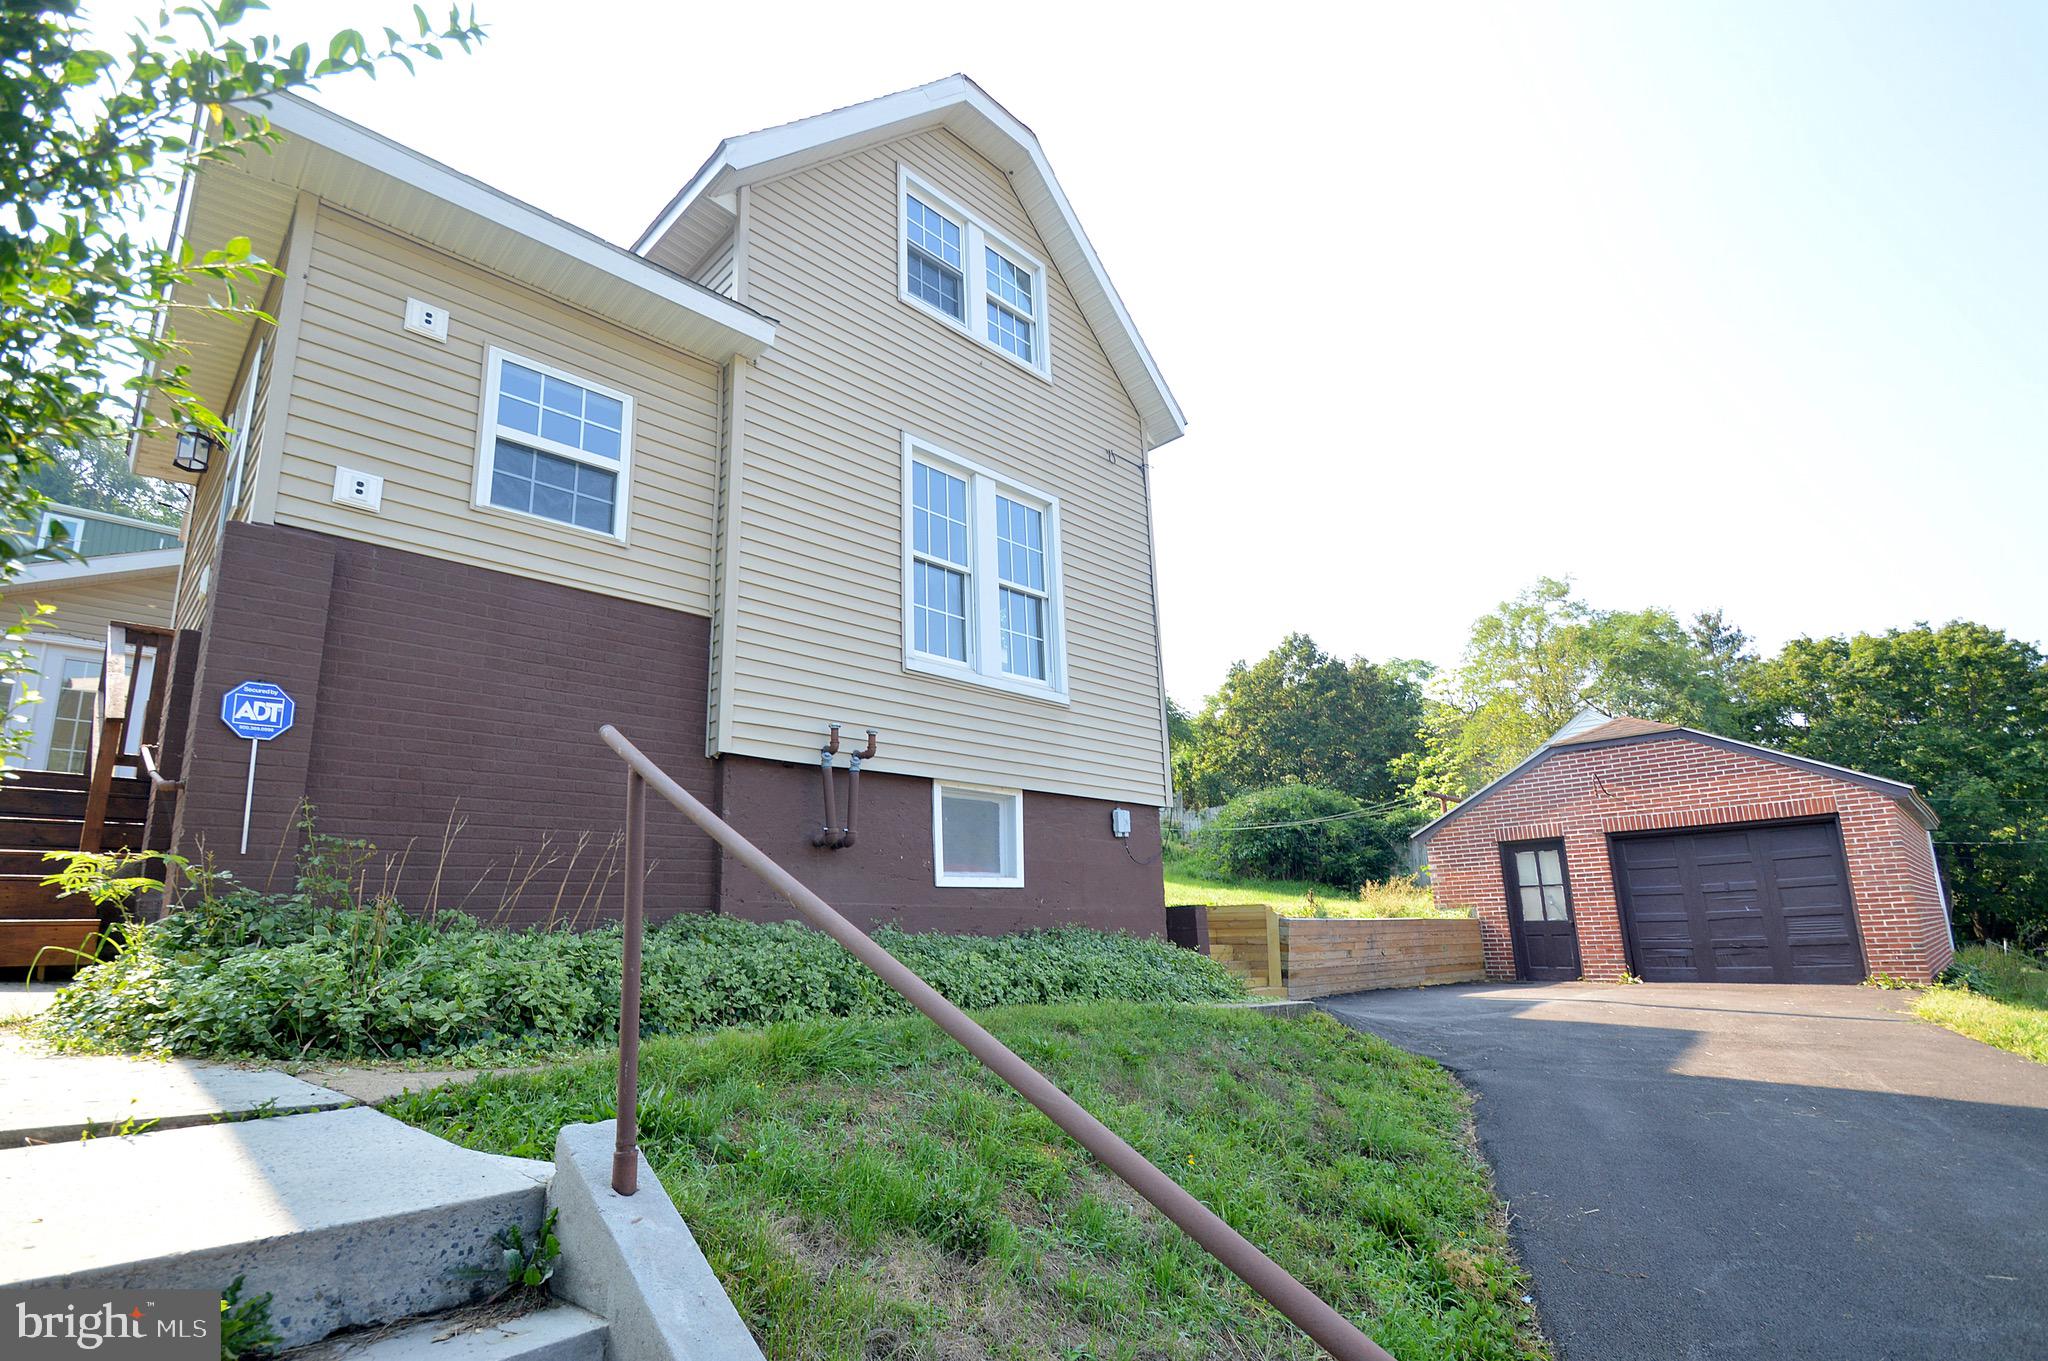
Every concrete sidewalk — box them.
[0,1030,351,1146]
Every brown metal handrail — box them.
[599,725,1392,1361]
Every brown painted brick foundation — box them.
[170,524,1165,936]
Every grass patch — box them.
[390,1003,1545,1360]
[1912,944,2048,1063]
[1164,844,1464,920]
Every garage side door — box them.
[1613,821,1865,984]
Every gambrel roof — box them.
[633,75,1187,451]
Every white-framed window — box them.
[474,347,634,541]
[933,782,1024,888]
[901,435,1066,701]
[36,512,85,549]
[218,337,263,542]
[897,167,1051,378]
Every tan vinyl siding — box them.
[173,316,272,631]
[694,235,737,298]
[11,572,176,645]
[724,128,1167,804]
[269,210,723,616]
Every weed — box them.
[1863,972,1916,991]
[220,1276,280,1360]
[496,1209,562,1294]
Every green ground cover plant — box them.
[390,1003,1547,1361]
[1912,944,2048,1064]
[33,853,1243,1062]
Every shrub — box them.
[36,872,1244,1062]
[1195,784,1421,887]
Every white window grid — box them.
[473,347,636,542]
[897,166,1052,378]
[901,435,1066,702]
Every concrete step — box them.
[0,1034,354,1147]
[288,1303,607,1361]
[0,1106,551,1349]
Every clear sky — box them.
[99,1,2048,705]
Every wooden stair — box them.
[0,770,149,972]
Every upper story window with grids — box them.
[474,349,634,541]
[902,437,1065,700]
[897,167,1051,378]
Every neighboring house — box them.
[1414,712,1954,984]
[127,76,1181,936]
[2,505,179,774]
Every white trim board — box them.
[11,549,184,587]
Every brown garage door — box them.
[1612,820,1865,984]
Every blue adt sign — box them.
[221,681,295,741]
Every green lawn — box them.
[390,1003,1545,1360]
[1163,846,1465,920]
[1913,944,2048,1064]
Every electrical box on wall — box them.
[402,297,449,342]
[1111,808,1132,839]
[332,466,384,512]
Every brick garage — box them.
[1416,716,1953,984]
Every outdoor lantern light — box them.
[172,424,217,475]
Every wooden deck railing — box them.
[79,622,174,853]
[598,724,1392,1361]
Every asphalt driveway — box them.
[1319,983,2048,1361]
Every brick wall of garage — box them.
[1420,735,1953,983]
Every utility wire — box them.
[1194,797,1419,834]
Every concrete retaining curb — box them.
[548,1121,763,1361]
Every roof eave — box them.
[1412,726,1940,841]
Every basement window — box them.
[475,348,633,540]
[902,436,1065,700]
[934,783,1024,887]
[898,167,1051,377]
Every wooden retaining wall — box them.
[1201,904,1285,995]
[1278,917,1486,999]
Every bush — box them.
[36,870,1244,1062]
[1194,784,1421,887]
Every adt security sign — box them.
[221,681,295,740]
[220,681,295,853]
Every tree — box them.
[1417,578,1763,796]
[25,435,182,524]
[1179,633,1425,808]
[1,1,483,764]
[1752,622,2048,946]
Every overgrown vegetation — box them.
[1911,944,2048,1064]
[34,847,1243,1062]
[1193,783,1426,887]
[391,1004,1546,1360]
[1163,843,1462,920]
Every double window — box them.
[933,783,1024,888]
[897,168,1051,377]
[476,348,634,540]
[903,437,1064,699]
